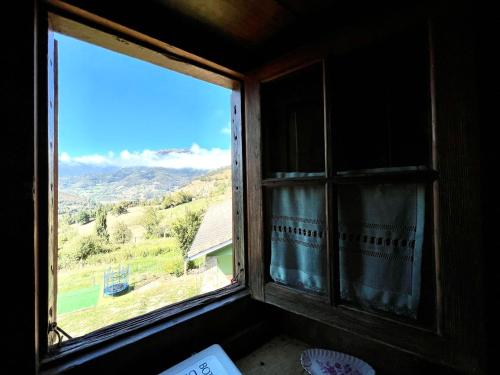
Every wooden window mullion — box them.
[47,31,59,347]
[231,84,246,286]
[323,59,338,306]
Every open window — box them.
[45,13,245,351]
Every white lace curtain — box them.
[337,183,425,318]
[269,174,425,317]
[269,173,327,294]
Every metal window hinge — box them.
[231,265,244,285]
[48,322,72,347]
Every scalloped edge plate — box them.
[300,348,375,375]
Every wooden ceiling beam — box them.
[48,0,251,73]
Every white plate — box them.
[300,348,375,375]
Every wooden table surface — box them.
[236,335,309,374]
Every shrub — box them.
[157,224,170,238]
[165,256,184,277]
[171,209,205,258]
[161,191,194,209]
[112,221,132,244]
[111,202,128,216]
[76,210,92,225]
[161,195,175,209]
[58,235,82,269]
[61,214,76,225]
[76,235,107,261]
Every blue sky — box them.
[56,32,231,169]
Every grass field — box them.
[56,170,232,339]
[57,264,204,337]
[58,285,100,314]
[57,236,203,338]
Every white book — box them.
[159,344,242,375]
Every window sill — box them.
[40,284,248,374]
[235,334,309,374]
[263,282,449,365]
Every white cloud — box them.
[72,154,110,165]
[60,144,231,170]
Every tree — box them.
[61,214,76,225]
[161,194,176,209]
[161,191,193,209]
[111,201,128,216]
[95,207,109,242]
[112,221,132,244]
[171,209,205,258]
[76,235,106,261]
[177,191,193,205]
[142,207,161,239]
[76,210,91,225]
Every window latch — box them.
[48,322,72,347]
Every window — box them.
[328,29,436,324]
[247,25,439,337]
[45,13,245,350]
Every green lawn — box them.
[57,270,202,338]
[58,285,100,314]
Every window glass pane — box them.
[262,63,325,177]
[337,183,425,318]
[266,179,327,294]
[54,32,234,340]
[330,28,430,171]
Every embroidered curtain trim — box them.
[338,183,425,318]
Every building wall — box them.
[200,254,231,294]
[211,244,233,276]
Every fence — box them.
[103,265,130,296]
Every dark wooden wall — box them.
[1,1,37,373]
[476,14,497,375]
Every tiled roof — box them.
[187,199,232,260]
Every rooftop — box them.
[187,199,232,260]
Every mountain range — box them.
[59,165,205,206]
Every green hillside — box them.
[56,167,231,338]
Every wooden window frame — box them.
[248,51,444,357]
[37,2,247,366]
[245,17,485,373]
